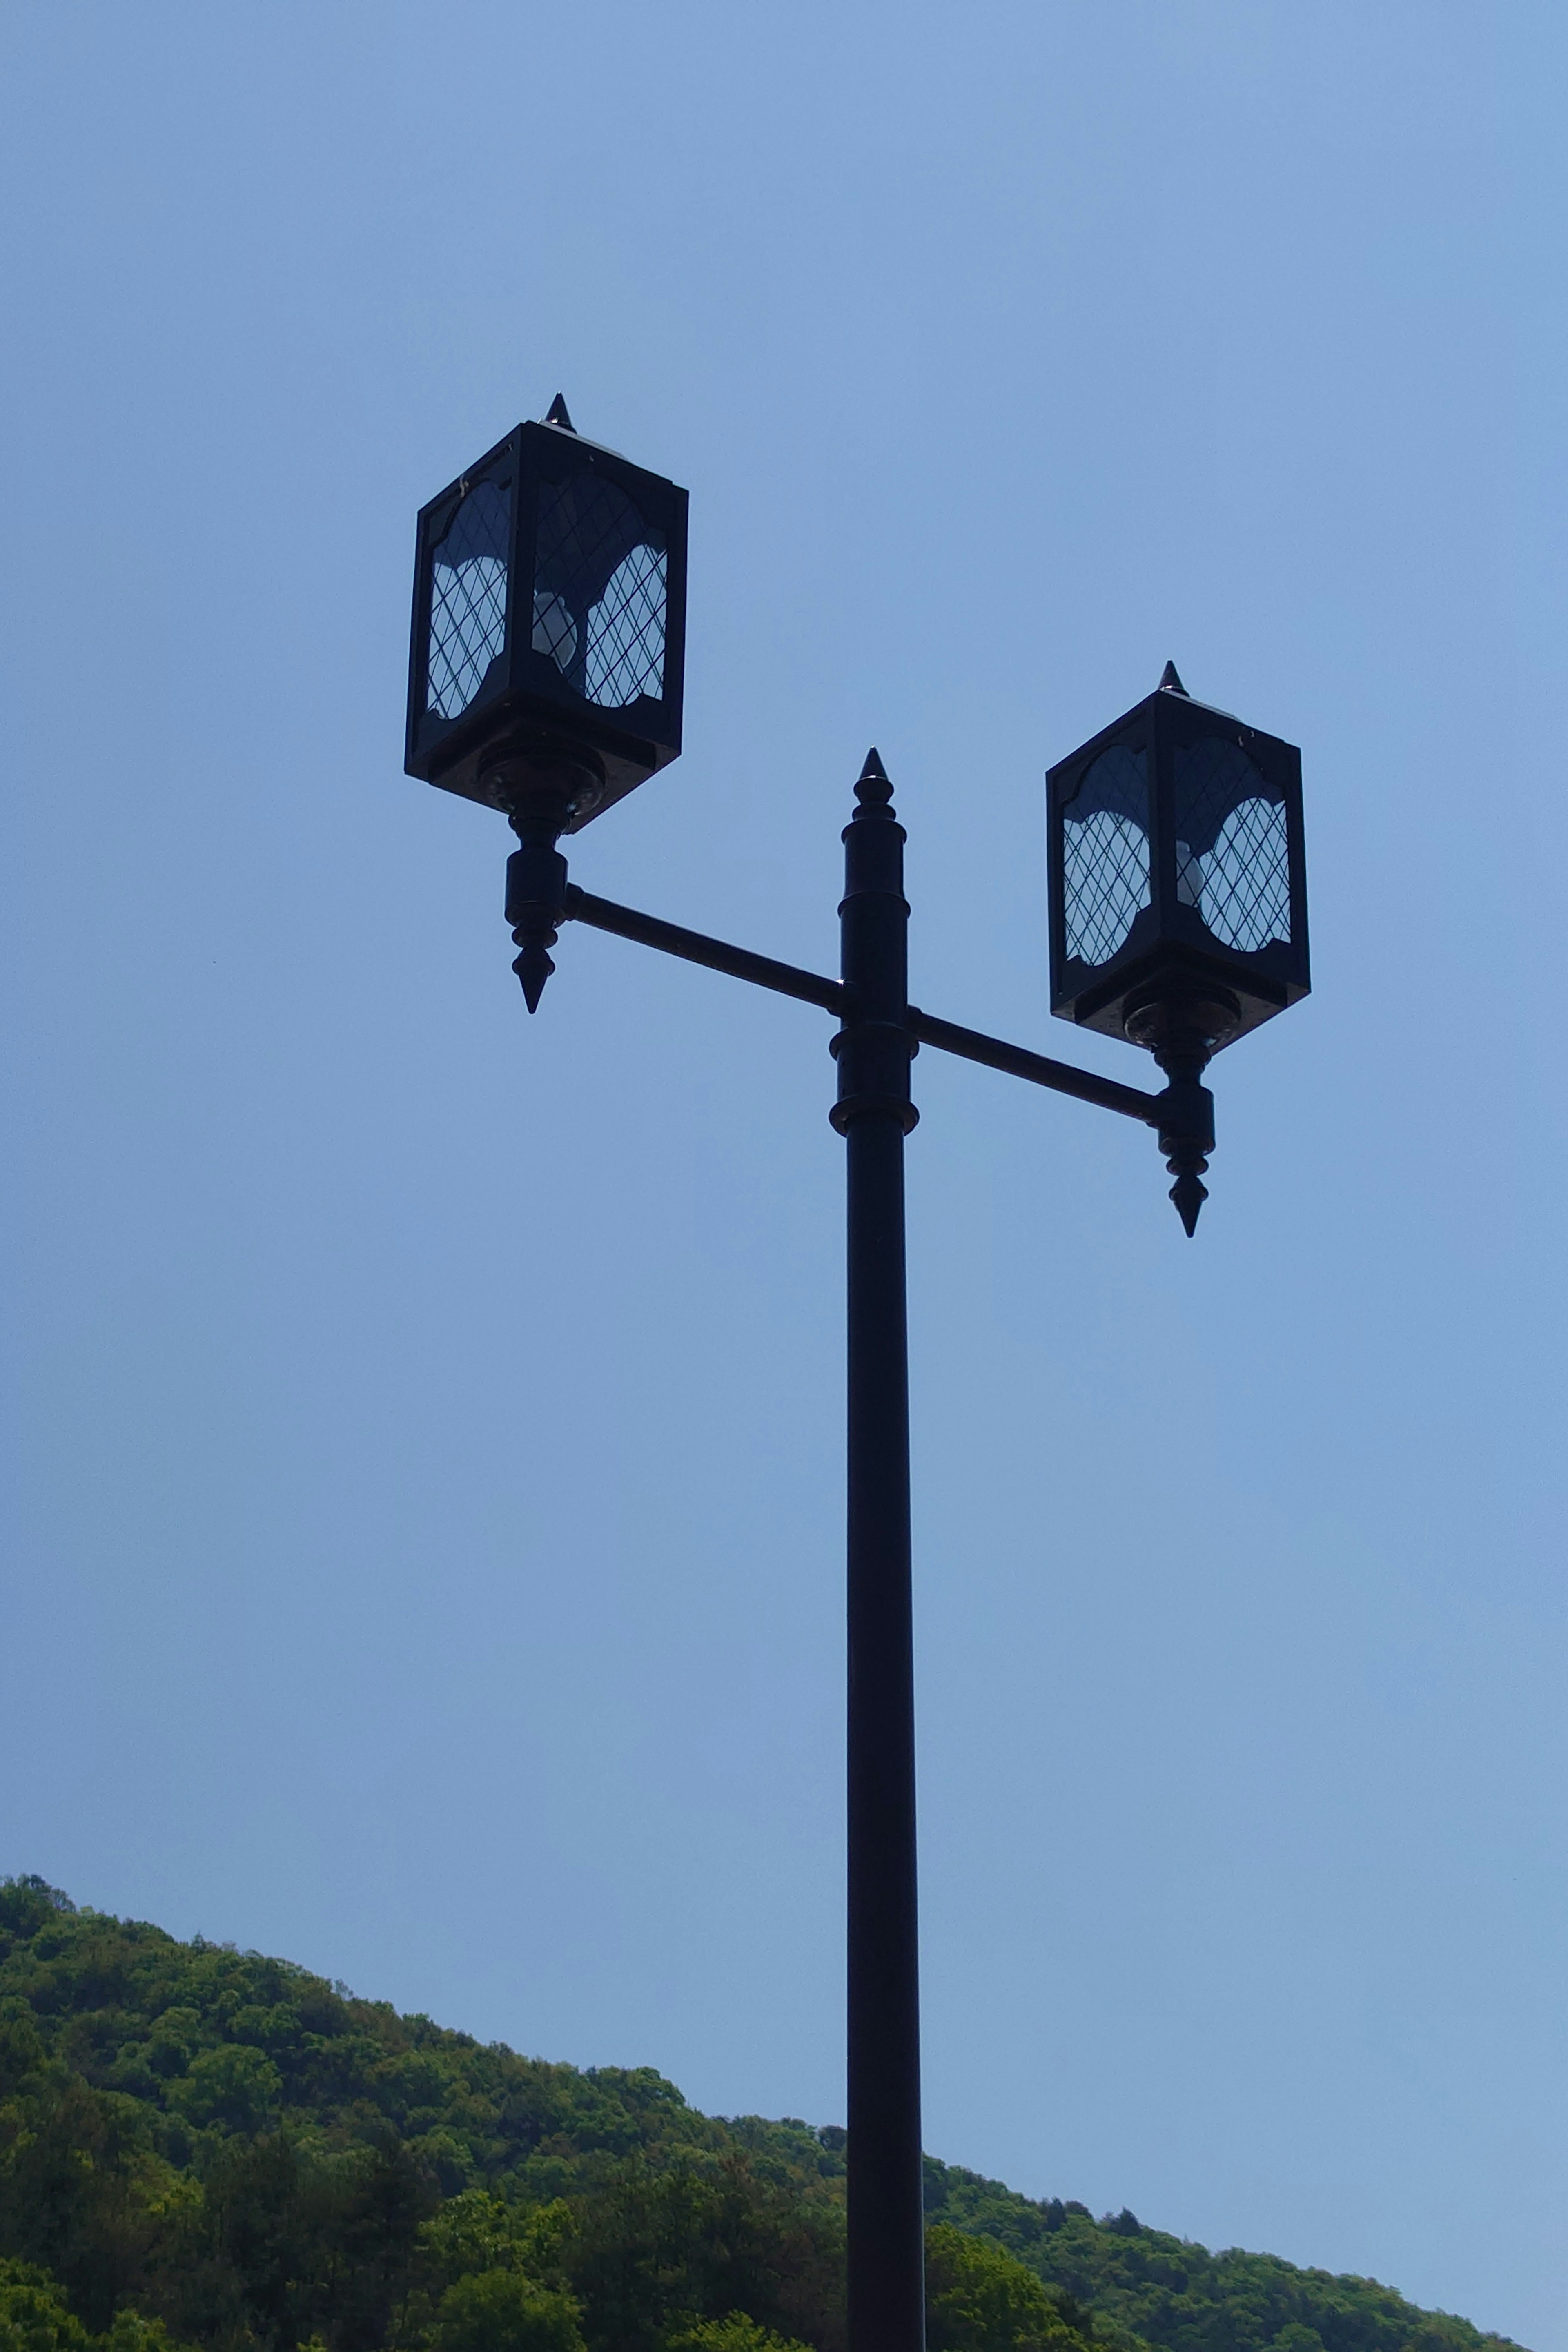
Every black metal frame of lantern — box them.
[402,407,1310,2352]
[1045,659,1310,1230]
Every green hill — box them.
[0,1878,1524,2352]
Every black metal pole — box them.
[830,750,924,2352]
[543,762,1214,2351]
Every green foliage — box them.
[664,2317,813,2352]
[0,2262,183,2352]
[0,2259,89,2352]
[95,2319,181,2352]
[0,1880,1526,2352]
[433,2270,584,2352]
[166,2047,282,2134]
[421,2192,576,2290]
[921,2173,1510,2352]
[925,2225,1085,2351]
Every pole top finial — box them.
[855,746,893,806]
[1158,660,1188,696]
[543,393,576,431]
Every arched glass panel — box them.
[1062,745,1151,966]
[535,473,666,710]
[1173,738,1291,951]
[585,544,667,707]
[427,479,510,719]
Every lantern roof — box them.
[1153,660,1249,728]
[539,390,628,461]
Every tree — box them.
[925,2225,1087,2352]
[434,2272,584,2352]
[665,2319,813,2352]
[0,2258,89,2352]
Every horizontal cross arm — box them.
[563,885,851,1016]
[561,887,1159,1125]
[906,1004,1161,1124]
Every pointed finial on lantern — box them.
[543,393,576,431]
[854,746,893,808]
[1138,1027,1216,1239]
[1159,660,1188,695]
[505,797,572,1014]
[513,940,555,1013]
[1169,1169,1207,1236]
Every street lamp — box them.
[403,405,1310,2352]
[405,392,688,1008]
[1046,659,1310,1230]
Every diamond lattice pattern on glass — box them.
[535,473,666,710]
[1174,737,1291,952]
[427,479,511,719]
[1062,745,1151,966]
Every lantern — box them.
[405,396,688,831]
[1047,664,1309,1057]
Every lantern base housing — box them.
[418,703,664,834]
[1068,944,1289,1051]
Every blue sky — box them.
[1,5,1564,2345]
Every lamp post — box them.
[404,404,1310,2352]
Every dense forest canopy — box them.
[0,1880,1524,2352]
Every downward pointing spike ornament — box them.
[1169,1169,1207,1236]
[513,938,556,1013]
[504,810,571,1016]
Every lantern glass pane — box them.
[1174,737,1291,952]
[535,473,666,709]
[1062,745,1151,965]
[427,480,511,719]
